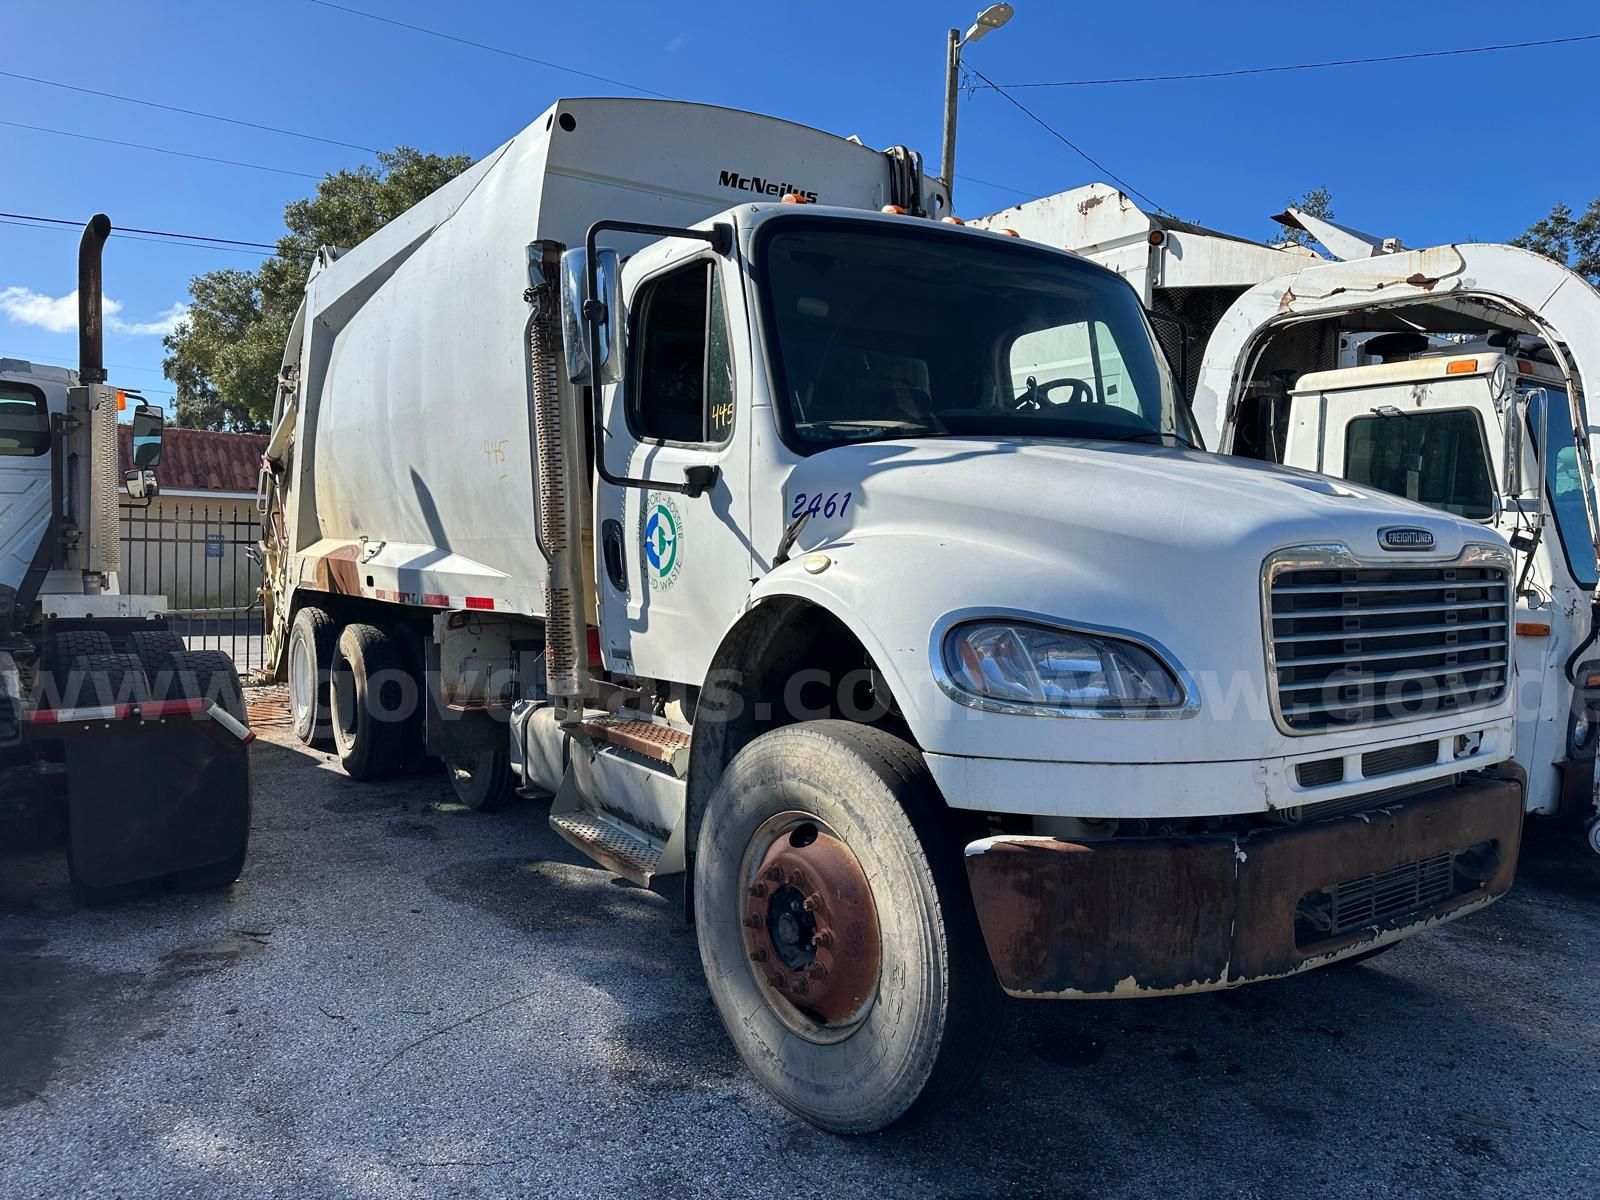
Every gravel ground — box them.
[3,723,1599,1199]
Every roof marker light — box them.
[942,216,966,225]
[1446,359,1479,375]
[781,192,808,204]
[880,204,907,215]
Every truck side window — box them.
[631,262,733,444]
[0,384,49,457]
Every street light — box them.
[941,3,1014,207]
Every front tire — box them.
[694,720,1003,1134]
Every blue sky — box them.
[5,0,1599,408]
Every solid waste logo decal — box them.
[643,496,683,590]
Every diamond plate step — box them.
[550,810,664,887]
[580,717,690,775]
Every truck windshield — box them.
[0,384,50,457]
[1342,408,1496,520]
[1527,389,1599,588]
[756,219,1191,451]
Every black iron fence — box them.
[120,500,265,676]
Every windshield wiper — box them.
[1118,429,1200,450]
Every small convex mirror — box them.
[130,402,165,469]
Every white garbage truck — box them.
[261,99,1526,1132]
[979,187,1600,850]
[1,216,253,900]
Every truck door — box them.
[0,380,55,593]
[595,250,752,684]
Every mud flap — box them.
[39,703,252,889]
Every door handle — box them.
[602,518,628,593]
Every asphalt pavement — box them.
[2,714,1598,1199]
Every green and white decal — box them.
[643,493,684,591]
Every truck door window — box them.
[1527,390,1599,588]
[1342,408,1494,520]
[630,262,733,445]
[0,384,49,456]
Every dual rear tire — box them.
[292,606,510,804]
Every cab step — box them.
[550,810,667,887]
[579,716,691,775]
[549,724,688,887]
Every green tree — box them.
[1512,198,1600,285]
[163,147,473,430]
[1275,186,1335,250]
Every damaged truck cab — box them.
[261,100,1524,1133]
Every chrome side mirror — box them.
[558,247,624,386]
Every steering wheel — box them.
[1015,375,1096,410]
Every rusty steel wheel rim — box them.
[738,811,882,1045]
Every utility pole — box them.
[940,4,1015,209]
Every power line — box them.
[0,69,381,154]
[304,0,678,100]
[0,212,281,250]
[990,31,1600,88]
[0,216,307,260]
[963,65,1167,215]
[956,173,1039,198]
[0,120,322,179]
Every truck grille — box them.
[1268,561,1511,733]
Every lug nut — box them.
[765,866,783,883]
[810,963,829,981]
[742,914,761,928]
[750,947,768,962]
[791,979,809,995]
[802,892,823,912]
[788,868,806,886]
[748,882,767,899]
[767,973,785,989]
[814,929,834,948]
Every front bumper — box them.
[964,774,1522,999]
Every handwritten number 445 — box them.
[790,491,853,520]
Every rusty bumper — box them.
[964,775,1523,999]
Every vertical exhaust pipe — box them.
[78,213,112,385]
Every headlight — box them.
[941,621,1185,713]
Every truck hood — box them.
[777,436,1510,768]
[792,436,1486,564]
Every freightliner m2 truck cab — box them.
[260,100,1525,1132]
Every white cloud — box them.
[0,286,184,337]
[110,302,188,337]
[0,286,115,333]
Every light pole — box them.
[940,3,1014,208]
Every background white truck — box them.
[0,216,252,899]
[979,188,1600,848]
[261,98,1526,1132]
